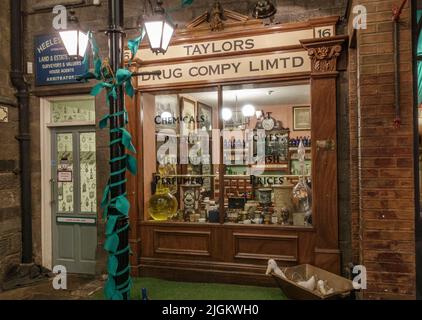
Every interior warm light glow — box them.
[161,111,172,121]
[242,104,256,117]
[222,108,233,121]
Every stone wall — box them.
[348,0,416,299]
[0,1,22,288]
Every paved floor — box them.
[0,275,104,300]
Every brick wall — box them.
[0,1,22,288]
[348,0,416,299]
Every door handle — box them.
[316,139,336,151]
[50,178,56,205]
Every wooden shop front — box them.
[125,10,347,285]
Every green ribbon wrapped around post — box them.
[79,30,144,300]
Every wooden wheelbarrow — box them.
[270,264,355,300]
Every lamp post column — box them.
[107,0,130,300]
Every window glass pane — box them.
[51,99,95,123]
[142,83,312,227]
[142,88,218,224]
[80,132,97,213]
[222,82,312,227]
[57,133,74,213]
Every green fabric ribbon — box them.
[127,28,146,60]
[182,0,194,7]
[79,30,145,300]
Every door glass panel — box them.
[80,132,97,213]
[57,133,74,213]
[51,99,95,123]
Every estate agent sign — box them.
[35,34,88,86]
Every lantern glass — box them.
[59,29,89,60]
[78,31,89,59]
[161,21,174,52]
[143,12,174,54]
[145,20,164,50]
[59,30,78,57]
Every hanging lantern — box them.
[59,9,89,61]
[252,1,277,19]
[142,0,175,55]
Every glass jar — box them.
[148,185,178,221]
[292,177,312,226]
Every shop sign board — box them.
[135,24,334,88]
[135,25,335,62]
[34,34,88,86]
[57,170,73,183]
[138,50,310,87]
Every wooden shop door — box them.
[51,128,97,274]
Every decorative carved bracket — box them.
[186,3,251,32]
[300,36,347,74]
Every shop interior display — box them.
[144,83,313,227]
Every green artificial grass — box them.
[94,277,286,300]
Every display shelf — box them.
[141,220,315,231]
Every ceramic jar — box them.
[257,188,273,206]
[181,184,201,211]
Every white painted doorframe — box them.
[40,96,96,270]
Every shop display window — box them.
[142,82,312,228]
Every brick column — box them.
[348,0,416,299]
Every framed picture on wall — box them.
[155,94,179,131]
[197,102,213,132]
[181,97,196,134]
[293,106,311,131]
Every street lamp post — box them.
[59,0,174,300]
[107,0,129,300]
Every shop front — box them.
[126,11,347,285]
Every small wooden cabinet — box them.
[139,221,316,286]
